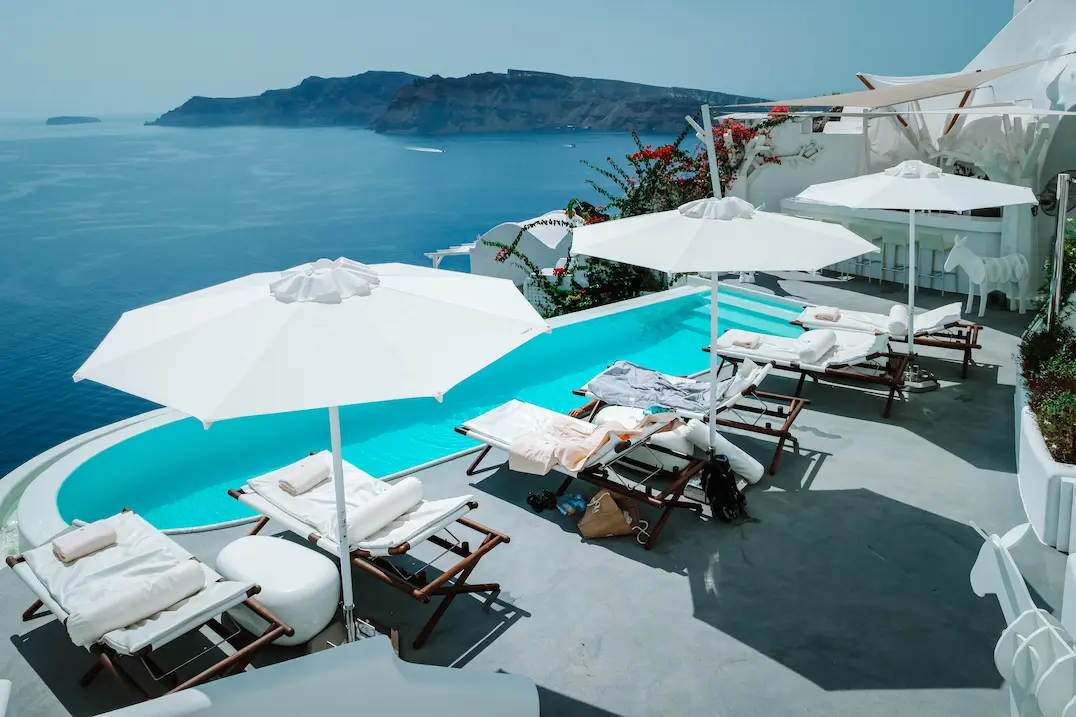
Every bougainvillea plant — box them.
[484,109,799,317]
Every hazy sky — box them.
[2,0,1016,119]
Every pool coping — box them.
[12,280,802,545]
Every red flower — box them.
[769,105,790,116]
[495,248,510,263]
[552,266,565,278]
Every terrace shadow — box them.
[613,487,1006,691]
[10,613,295,716]
[537,685,626,716]
[261,530,529,669]
[470,437,829,561]
[748,366,1017,474]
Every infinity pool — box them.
[56,286,801,530]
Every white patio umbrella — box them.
[571,196,878,455]
[73,258,549,642]
[795,160,1038,343]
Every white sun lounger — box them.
[6,510,292,700]
[573,360,808,475]
[707,329,910,418]
[455,401,704,549]
[229,452,509,650]
[792,302,981,378]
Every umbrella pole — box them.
[328,405,357,643]
[709,273,720,457]
[907,211,916,354]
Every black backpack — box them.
[703,454,748,522]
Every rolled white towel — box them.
[278,456,331,496]
[887,304,909,338]
[66,560,206,647]
[52,521,117,564]
[813,306,841,322]
[719,329,760,350]
[684,419,765,484]
[344,476,425,545]
[795,329,837,364]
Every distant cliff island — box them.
[147,69,765,135]
[46,116,101,125]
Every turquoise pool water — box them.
[57,288,801,530]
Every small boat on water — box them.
[405,146,445,153]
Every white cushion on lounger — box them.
[247,452,472,552]
[715,329,885,370]
[594,406,692,473]
[796,301,964,338]
[463,400,572,445]
[21,512,253,655]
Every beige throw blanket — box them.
[509,411,678,475]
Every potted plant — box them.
[1016,220,1076,550]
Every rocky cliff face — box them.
[147,71,421,127]
[148,69,764,134]
[371,70,765,134]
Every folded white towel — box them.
[344,476,425,544]
[795,330,837,364]
[813,306,841,321]
[722,330,761,349]
[66,560,206,647]
[278,456,331,496]
[52,522,117,564]
[887,305,909,338]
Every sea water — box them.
[0,118,680,480]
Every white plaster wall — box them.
[738,122,864,213]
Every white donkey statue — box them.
[944,236,1030,317]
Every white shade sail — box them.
[74,259,550,424]
[570,197,880,274]
[731,55,1060,109]
[795,160,1039,211]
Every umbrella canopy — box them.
[74,257,549,642]
[75,259,549,424]
[571,197,879,274]
[795,160,1038,211]
[571,197,878,458]
[795,161,1038,343]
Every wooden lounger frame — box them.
[5,552,293,701]
[790,319,982,379]
[228,490,509,650]
[454,426,705,550]
[704,346,911,419]
[570,373,809,475]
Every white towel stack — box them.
[66,560,206,647]
[813,306,841,322]
[795,330,837,364]
[52,522,117,564]
[279,456,331,496]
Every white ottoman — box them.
[216,536,339,647]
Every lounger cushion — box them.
[796,301,965,338]
[715,329,885,370]
[247,452,473,552]
[21,512,253,654]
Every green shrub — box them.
[1021,323,1076,464]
